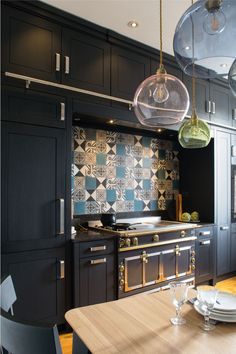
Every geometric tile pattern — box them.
[72,127,179,215]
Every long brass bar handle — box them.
[60,102,65,121]
[90,258,106,265]
[90,246,106,252]
[55,53,61,72]
[58,198,65,235]
[199,231,210,236]
[220,226,229,230]
[200,240,211,245]
[58,260,65,279]
[65,56,70,74]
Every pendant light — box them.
[178,1,211,149]
[133,0,189,127]
[173,0,236,79]
[229,59,236,97]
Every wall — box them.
[72,127,180,215]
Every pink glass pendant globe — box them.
[133,72,190,127]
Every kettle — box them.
[100,213,116,227]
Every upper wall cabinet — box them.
[111,46,150,101]
[61,28,110,94]
[2,6,61,82]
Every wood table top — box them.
[65,289,236,354]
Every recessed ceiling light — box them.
[107,119,115,124]
[157,128,162,132]
[220,63,228,68]
[127,21,138,28]
[185,46,191,50]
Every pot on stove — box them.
[100,213,116,227]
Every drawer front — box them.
[79,239,114,258]
[196,226,214,238]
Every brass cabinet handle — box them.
[60,102,65,121]
[90,246,106,252]
[211,101,216,114]
[206,100,211,113]
[55,53,61,72]
[199,231,210,236]
[65,56,70,74]
[200,240,211,245]
[58,260,65,279]
[90,258,106,265]
[58,199,65,235]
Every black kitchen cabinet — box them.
[1,122,66,253]
[2,86,66,128]
[73,239,115,307]
[195,226,215,284]
[231,94,236,129]
[62,28,110,94]
[111,45,150,101]
[215,129,231,276]
[210,82,232,126]
[1,248,65,325]
[2,5,61,82]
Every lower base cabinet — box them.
[231,224,236,272]
[73,239,116,307]
[1,247,65,325]
[195,226,215,285]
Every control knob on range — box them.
[153,234,159,242]
[125,238,131,247]
[132,237,138,246]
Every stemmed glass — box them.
[169,281,188,325]
[197,285,219,331]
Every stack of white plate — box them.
[194,291,236,322]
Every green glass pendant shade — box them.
[178,110,211,149]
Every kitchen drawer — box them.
[195,226,214,238]
[79,239,115,258]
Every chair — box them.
[0,310,63,354]
[0,275,17,315]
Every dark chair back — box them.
[0,275,17,315]
[0,310,63,354]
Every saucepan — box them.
[100,213,116,226]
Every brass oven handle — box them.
[90,258,106,265]
[90,246,107,252]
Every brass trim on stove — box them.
[118,236,197,252]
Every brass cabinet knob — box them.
[153,234,159,242]
[119,264,125,272]
[119,278,124,286]
[119,238,125,248]
[132,237,138,246]
[192,264,196,270]
[125,238,131,247]
[180,230,186,237]
[191,257,195,263]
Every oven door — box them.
[118,241,195,298]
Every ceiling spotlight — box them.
[127,21,138,28]
[157,128,162,132]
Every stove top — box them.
[89,219,199,236]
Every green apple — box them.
[181,212,191,222]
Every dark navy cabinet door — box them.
[2,5,61,82]
[1,122,66,252]
[62,28,110,94]
[210,81,232,127]
[1,248,65,325]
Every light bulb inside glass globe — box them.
[152,65,170,103]
[203,0,226,35]
[229,59,236,97]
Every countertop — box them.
[71,230,116,242]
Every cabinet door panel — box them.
[62,28,110,95]
[210,82,232,126]
[111,46,150,100]
[1,248,65,324]
[2,87,65,128]
[79,255,115,307]
[183,75,210,119]
[1,123,66,252]
[2,5,61,82]
[230,224,236,272]
[162,250,176,279]
[217,228,230,275]
[195,237,214,283]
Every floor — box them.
[60,276,236,354]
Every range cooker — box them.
[90,219,198,298]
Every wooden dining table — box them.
[65,289,236,354]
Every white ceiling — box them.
[41,0,192,56]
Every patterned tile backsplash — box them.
[72,127,179,215]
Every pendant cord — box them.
[191,0,196,114]
[159,0,163,66]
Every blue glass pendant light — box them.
[133,0,189,127]
[173,0,236,79]
[229,59,236,97]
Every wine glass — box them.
[169,281,188,325]
[197,285,219,331]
